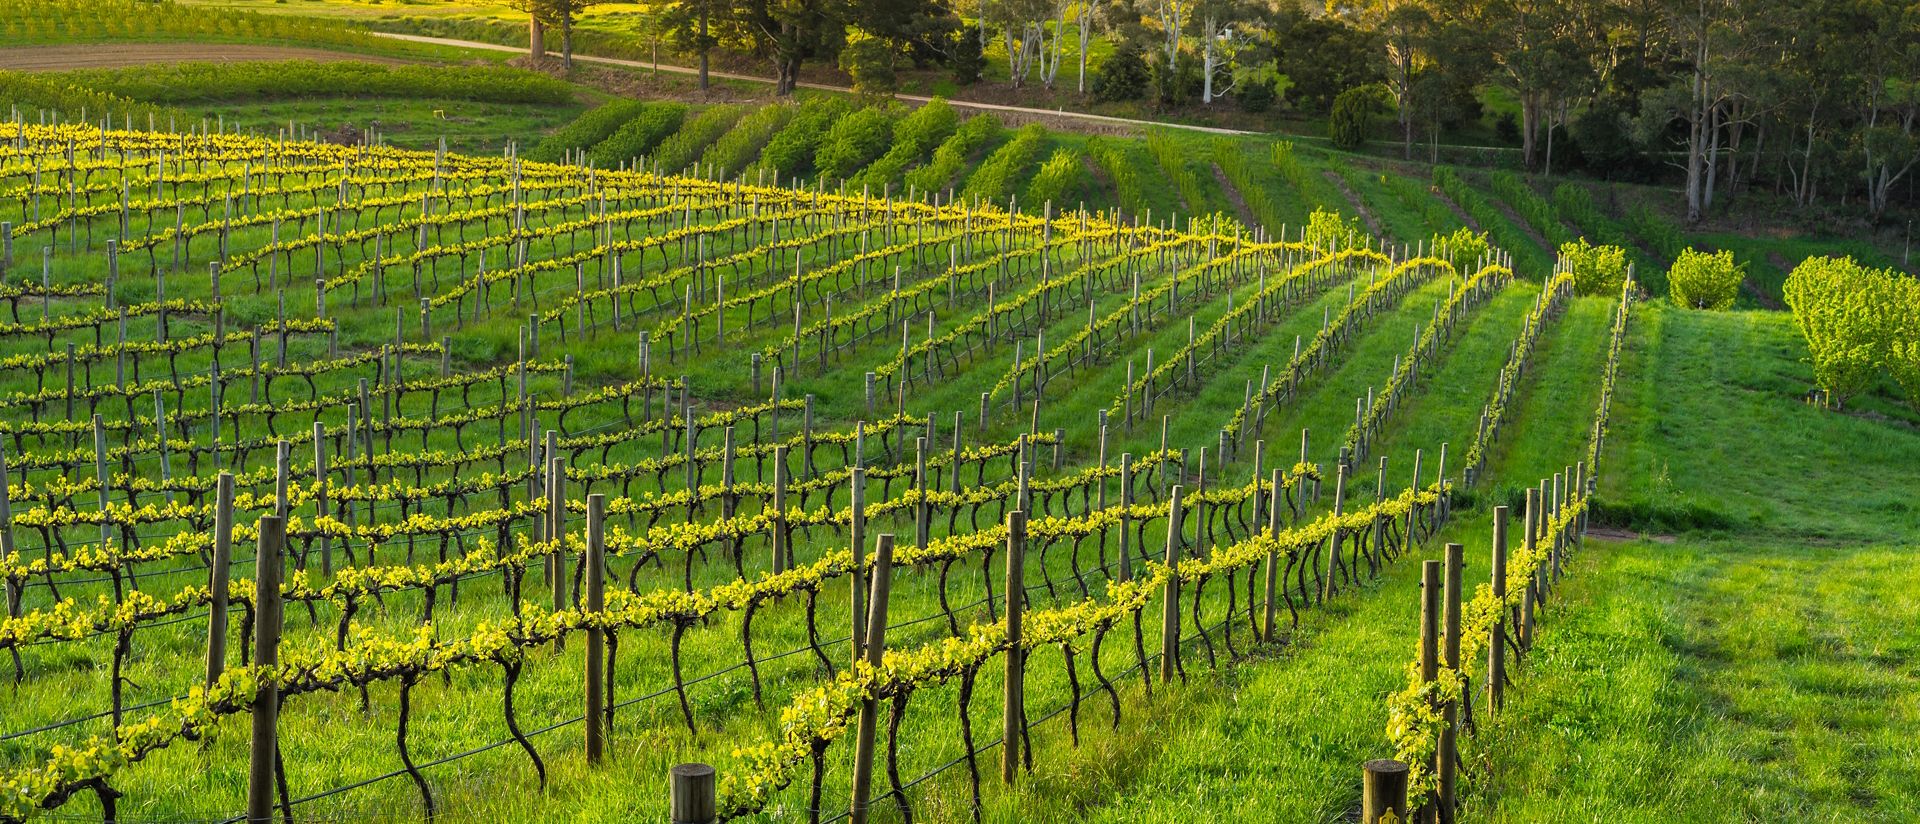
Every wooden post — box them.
[1362,759,1411,824]
[1261,468,1284,642]
[312,422,330,576]
[204,473,235,686]
[1488,506,1509,714]
[1117,453,1133,578]
[1001,511,1027,784]
[669,763,717,824]
[849,466,868,661]
[1439,543,1463,818]
[0,445,15,622]
[1323,463,1348,599]
[585,494,607,763]
[550,455,567,649]
[245,515,285,824]
[1520,489,1538,649]
[1159,486,1184,683]
[914,437,929,550]
[849,533,895,824]
[772,445,789,573]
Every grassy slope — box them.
[1466,301,1920,820]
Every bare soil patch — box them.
[0,44,406,71]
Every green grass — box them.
[1466,535,1920,822]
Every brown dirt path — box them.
[0,44,406,71]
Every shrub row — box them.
[903,114,999,196]
[587,103,687,170]
[651,105,746,176]
[757,97,851,181]
[526,99,648,164]
[962,123,1047,204]
[701,103,796,181]
[850,99,959,194]
[1024,147,1084,208]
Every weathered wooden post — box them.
[245,515,285,824]
[849,533,896,824]
[1001,511,1027,784]
[1416,557,1440,820]
[551,455,567,650]
[204,473,235,686]
[312,422,330,576]
[849,466,868,661]
[585,494,607,763]
[1488,505,1509,714]
[669,763,717,824]
[1159,485,1185,683]
[1261,467,1284,642]
[1118,453,1134,575]
[1362,759,1411,824]
[1323,462,1348,600]
[1439,542,1463,819]
[772,445,790,573]
[1519,488,1538,649]
[914,437,930,550]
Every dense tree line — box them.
[525,0,1915,224]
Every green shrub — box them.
[963,123,1047,204]
[701,103,795,178]
[757,97,851,181]
[1303,207,1366,251]
[1667,248,1743,309]
[1782,256,1902,405]
[1025,147,1083,208]
[1092,45,1150,103]
[1889,277,1920,411]
[527,99,648,163]
[1558,238,1630,296]
[813,105,896,182]
[651,105,745,176]
[1781,257,1920,409]
[1329,84,1386,149]
[1433,227,1491,273]
[587,103,687,169]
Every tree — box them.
[507,0,607,70]
[1272,12,1383,112]
[1093,42,1151,102]
[722,0,845,95]
[839,28,900,97]
[661,0,722,90]
[1850,0,1920,221]
[1330,84,1389,149]
[1194,0,1257,105]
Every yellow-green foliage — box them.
[1559,238,1630,296]
[1782,256,1908,405]
[1433,227,1491,273]
[1667,248,1743,309]
[1025,147,1082,208]
[1303,207,1365,251]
